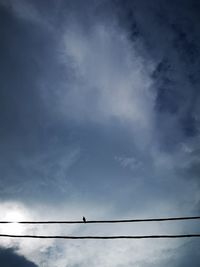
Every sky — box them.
[0,0,200,266]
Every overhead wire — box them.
[0,234,200,239]
[0,216,200,224]
[1,216,199,240]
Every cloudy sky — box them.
[0,0,200,266]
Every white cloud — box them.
[55,20,156,137]
[115,155,143,170]
[0,201,185,267]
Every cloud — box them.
[115,155,143,170]
[0,246,38,267]
[0,201,187,267]
[0,0,200,267]
[58,18,155,132]
[0,4,81,202]
[140,240,200,267]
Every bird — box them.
[83,216,86,223]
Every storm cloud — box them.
[0,246,38,267]
[0,0,200,266]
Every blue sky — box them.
[0,0,200,266]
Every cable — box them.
[0,234,200,239]
[0,216,200,224]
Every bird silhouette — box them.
[83,216,86,223]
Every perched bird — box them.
[83,216,86,223]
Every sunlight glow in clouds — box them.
[0,203,28,235]
[2,214,23,235]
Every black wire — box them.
[0,234,200,239]
[0,216,200,224]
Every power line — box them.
[0,234,200,239]
[0,216,200,224]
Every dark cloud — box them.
[0,1,200,265]
[0,0,199,212]
[140,240,200,267]
[0,4,75,202]
[0,246,38,267]
[115,0,200,144]
[174,240,200,267]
